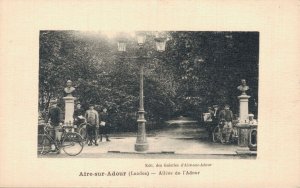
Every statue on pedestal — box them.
[64,80,75,97]
[237,79,249,95]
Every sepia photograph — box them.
[38,31,259,158]
[1,0,299,187]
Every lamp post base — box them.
[135,142,149,152]
[135,117,148,152]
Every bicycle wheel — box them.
[62,132,84,156]
[220,131,226,144]
[78,127,87,142]
[212,127,219,143]
[39,135,52,155]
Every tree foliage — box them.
[165,32,259,117]
[39,31,259,131]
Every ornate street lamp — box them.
[117,39,126,52]
[155,37,167,52]
[136,32,146,46]
[117,32,167,152]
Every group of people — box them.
[45,99,111,150]
[205,104,257,143]
[74,103,111,146]
[206,104,236,143]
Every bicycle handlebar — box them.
[44,124,74,132]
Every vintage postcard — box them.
[0,0,299,187]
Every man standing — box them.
[45,99,63,152]
[218,104,233,143]
[99,108,111,142]
[85,104,99,146]
[212,105,220,123]
[204,107,215,140]
[207,107,214,121]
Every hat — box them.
[249,114,254,117]
[213,105,218,108]
[224,104,230,108]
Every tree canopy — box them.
[39,31,259,131]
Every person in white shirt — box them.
[85,104,99,146]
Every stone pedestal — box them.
[248,124,258,151]
[237,94,251,147]
[235,124,257,155]
[63,96,75,126]
[238,94,251,124]
[236,124,251,147]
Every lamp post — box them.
[117,32,167,152]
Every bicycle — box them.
[78,123,100,145]
[212,120,238,144]
[38,124,84,156]
[73,117,88,143]
[78,123,88,143]
[212,121,225,143]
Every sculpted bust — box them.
[237,79,249,95]
[64,80,75,96]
